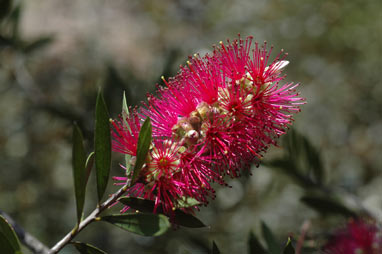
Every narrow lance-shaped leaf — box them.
[71,241,107,254]
[0,215,22,254]
[72,124,87,224]
[122,92,132,177]
[212,241,220,254]
[172,210,206,228]
[101,213,170,237]
[303,137,324,184]
[282,129,324,185]
[118,197,155,213]
[131,117,152,184]
[248,231,267,254]
[300,195,357,218]
[261,221,281,254]
[95,90,111,202]
[122,91,129,121]
[283,237,295,254]
[118,197,206,228]
[85,152,95,184]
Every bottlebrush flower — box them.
[323,219,382,254]
[111,35,304,216]
[111,109,141,156]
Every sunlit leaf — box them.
[261,221,281,254]
[101,213,170,237]
[283,237,295,254]
[248,231,267,254]
[175,197,201,209]
[131,117,151,184]
[85,152,95,184]
[95,90,111,202]
[122,91,132,177]
[71,242,107,254]
[72,124,87,224]
[0,215,22,254]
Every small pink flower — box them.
[324,219,382,254]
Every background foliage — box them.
[0,0,381,253]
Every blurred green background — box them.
[0,0,381,253]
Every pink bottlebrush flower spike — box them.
[111,35,305,216]
[324,219,382,254]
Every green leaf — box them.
[71,242,107,254]
[283,237,295,254]
[118,197,155,213]
[131,117,152,184]
[175,197,201,209]
[101,213,170,237]
[85,152,95,183]
[121,92,132,177]
[118,197,206,228]
[265,158,315,189]
[303,137,324,184]
[212,241,220,254]
[265,129,325,189]
[72,124,87,224]
[261,221,281,254]
[95,90,111,202]
[248,231,267,254]
[122,91,129,118]
[0,215,22,254]
[172,210,206,228]
[300,195,357,218]
[283,129,324,185]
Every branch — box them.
[0,209,50,254]
[49,183,129,254]
[295,220,311,254]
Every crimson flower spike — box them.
[111,35,305,216]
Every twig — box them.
[0,209,51,254]
[295,220,311,254]
[49,183,129,254]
